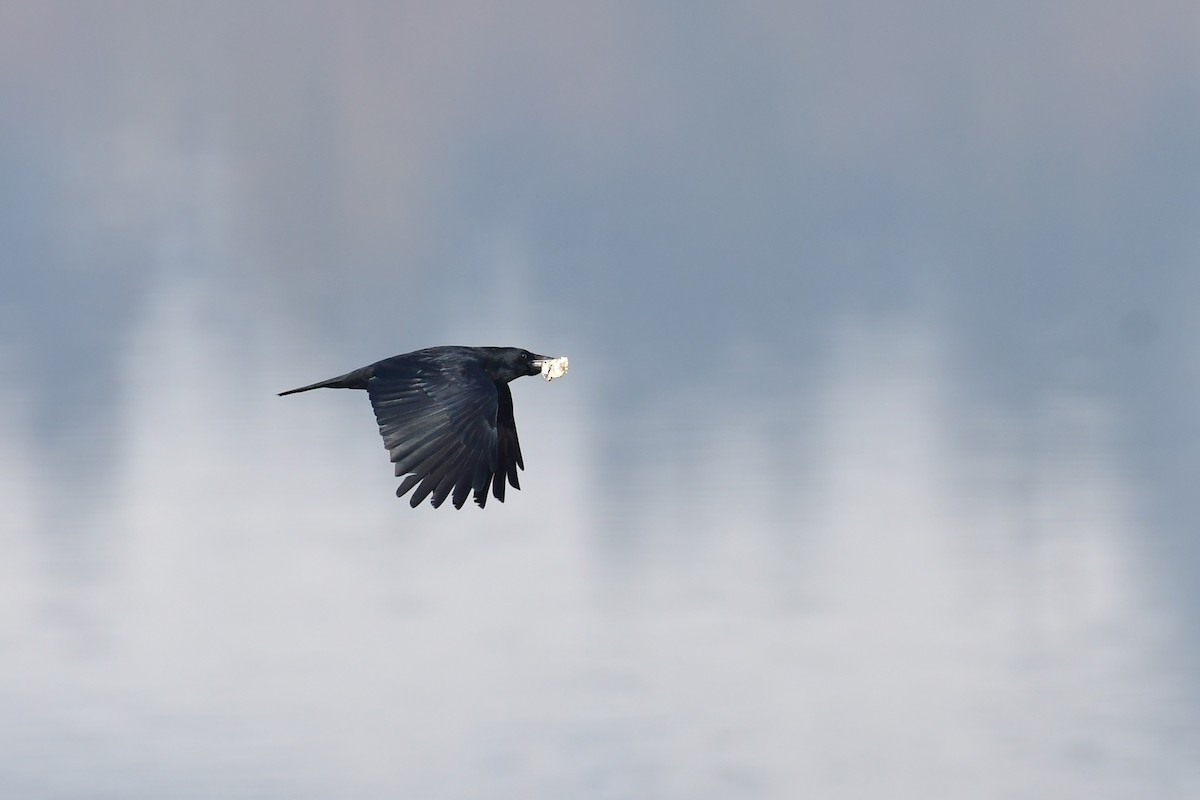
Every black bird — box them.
[279,346,567,509]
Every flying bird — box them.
[279,346,568,509]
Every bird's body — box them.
[279,346,566,509]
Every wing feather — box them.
[366,351,525,509]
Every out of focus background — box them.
[2,3,1197,798]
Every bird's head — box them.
[482,347,566,383]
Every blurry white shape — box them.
[541,356,569,381]
[3,290,1195,800]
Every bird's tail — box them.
[277,366,374,396]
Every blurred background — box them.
[1,2,1198,798]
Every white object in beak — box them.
[541,356,569,381]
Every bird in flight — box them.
[279,346,568,509]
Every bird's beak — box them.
[531,354,569,381]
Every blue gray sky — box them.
[1,3,1197,798]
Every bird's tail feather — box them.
[277,366,373,396]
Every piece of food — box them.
[541,356,569,381]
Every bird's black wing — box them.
[492,381,524,504]
[366,356,522,508]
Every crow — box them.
[279,346,568,509]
